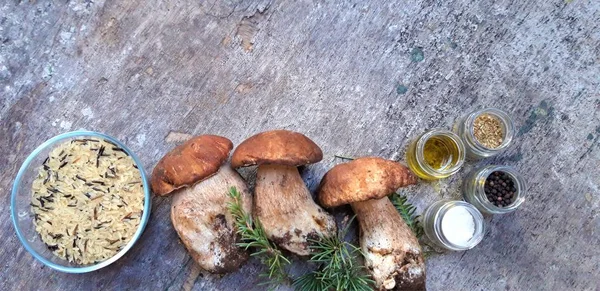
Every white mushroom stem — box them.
[171,165,252,274]
[351,197,425,290]
[255,164,337,256]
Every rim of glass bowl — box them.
[10,131,151,273]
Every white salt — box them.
[441,206,475,246]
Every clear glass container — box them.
[11,131,151,273]
[422,200,485,251]
[406,129,466,180]
[455,108,515,159]
[463,165,526,214]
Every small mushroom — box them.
[319,157,425,290]
[231,130,336,256]
[151,135,252,274]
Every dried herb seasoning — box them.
[473,114,504,148]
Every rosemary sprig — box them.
[390,193,446,259]
[333,155,355,161]
[389,193,424,238]
[293,216,374,291]
[227,187,291,287]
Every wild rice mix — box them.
[31,138,144,265]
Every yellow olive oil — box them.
[407,131,464,180]
[423,137,456,170]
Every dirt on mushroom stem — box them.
[351,197,426,291]
[254,164,337,256]
[170,165,253,274]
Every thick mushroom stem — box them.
[255,164,337,256]
[351,197,426,291]
[171,165,252,274]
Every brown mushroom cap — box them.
[231,130,323,168]
[151,135,233,196]
[319,157,417,208]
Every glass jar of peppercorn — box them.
[462,165,526,214]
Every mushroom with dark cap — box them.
[231,130,336,256]
[151,135,252,273]
[319,157,425,291]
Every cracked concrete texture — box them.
[1,0,599,290]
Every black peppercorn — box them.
[484,171,518,208]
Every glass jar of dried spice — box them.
[463,165,526,214]
[422,200,485,251]
[455,108,515,159]
[407,129,466,180]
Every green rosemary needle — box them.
[226,187,291,287]
[293,216,374,291]
[389,192,424,238]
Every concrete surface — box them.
[1,0,599,290]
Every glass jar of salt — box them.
[422,200,485,251]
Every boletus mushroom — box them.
[231,130,336,256]
[151,135,252,274]
[319,157,425,290]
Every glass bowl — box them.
[10,131,151,273]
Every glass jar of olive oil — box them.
[407,129,466,180]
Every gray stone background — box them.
[1,0,599,290]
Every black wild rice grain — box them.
[107,238,120,244]
[48,187,61,193]
[111,147,129,155]
[122,212,132,221]
[96,146,106,167]
[92,187,105,193]
[104,140,118,147]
